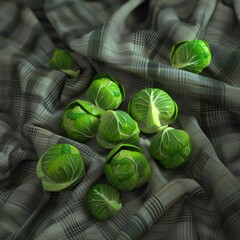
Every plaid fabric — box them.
[1,0,240,239]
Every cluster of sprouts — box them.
[36,39,211,220]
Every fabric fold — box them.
[0,0,240,239]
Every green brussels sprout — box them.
[170,39,211,74]
[104,144,151,191]
[96,110,140,149]
[149,127,192,169]
[86,74,125,110]
[36,144,85,191]
[86,184,122,221]
[49,48,80,78]
[62,99,104,142]
[128,88,178,134]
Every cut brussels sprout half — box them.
[149,127,192,169]
[170,39,211,74]
[128,88,178,134]
[62,99,104,142]
[86,74,125,110]
[86,184,122,221]
[49,48,80,78]
[97,110,140,149]
[36,144,85,191]
[104,144,151,191]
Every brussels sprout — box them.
[36,144,85,191]
[62,99,104,142]
[170,39,211,74]
[128,88,178,134]
[149,127,192,169]
[97,110,140,149]
[86,74,125,110]
[104,144,151,191]
[49,48,80,78]
[86,184,122,221]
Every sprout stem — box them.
[108,201,122,215]
[94,189,122,215]
[147,97,161,130]
[62,69,80,77]
[171,62,194,68]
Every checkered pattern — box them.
[1,0,240,239]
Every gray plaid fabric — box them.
[1,0,240,239]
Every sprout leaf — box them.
[149,127,192,169]
[104,144,151,191]
[170,39,211,74]
[50,48,80,78]
[62,100,103,142]
[86,74,125,110]
[86,184,122,221]
[97,110,140,149]
[128,88,178,134]
[36,144,85,191]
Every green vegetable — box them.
[97,110,140,149]
[86,74,125,110]
[86,184,122,221]
[62,99,104,142]
[128,88,178,134]
[104,144,151,191]
[170,39,211,74]
[149,127,192,169]
[36,144,85,191]
[49,48,80,78]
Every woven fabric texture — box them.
[0,0,240,239]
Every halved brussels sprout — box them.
[86,184,122,221]
[36,144,85,191]
[104,144,151,191]
[170,39,211,74]
[128,88,178,134]
[62,99,104,142]
[149,127,192,169]
[86,74,125,110]
[96,110,140,149]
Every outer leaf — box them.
[106,144,142,162]
[46,154,84,182]
[36,144,85,191]
[104,144,151,191]
[86,184,122,221]
[64,99,104,117]
[96,134,118,149]
[149,127,192,169]
[41,179,77,192]
[92,74,126,100]
[170,39,211,74]
[86,74,125,110]
[62,109,99,142]
[97,110,140,149]
[62,100,102,142]
[104,158,138,191]
[49,48,80,78]
[65,106,85,120]
[128,88,178,133]
[170,101,179,123]
[160,144,192,169]
[132,153,151,188]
